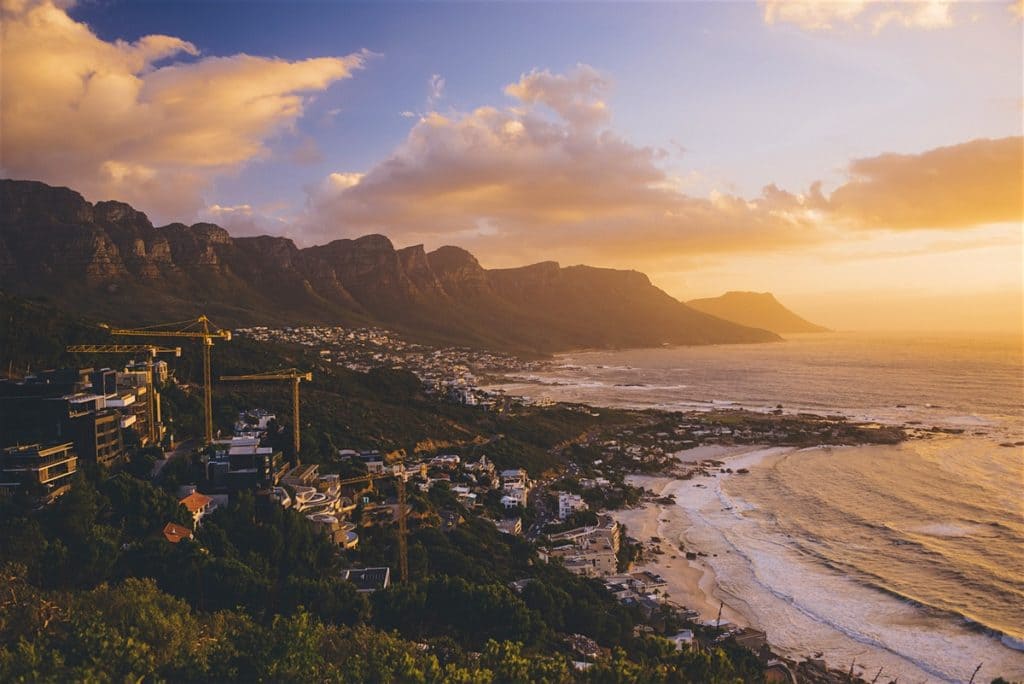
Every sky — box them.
[1,0,1022,332]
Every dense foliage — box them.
[0,293,772,681]
[0,466,767,683]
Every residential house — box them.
[162,522,193,543]
[179,488,216,527]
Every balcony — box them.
[2,450,77,470]
[107,394,136,408]
[39,459,77,484]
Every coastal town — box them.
[235,324,541,408]
[0,314,921,683]
[3,0,1021,679]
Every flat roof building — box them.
[343,567,391,593]
[0,442,78,505]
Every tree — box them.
[480,640,570,683]
[101,473,191,537]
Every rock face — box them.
[687,291,829,334]
[0,179,780,352]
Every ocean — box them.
[489,332,1024,682]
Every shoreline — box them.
[612,442,1024,683]
[615,446,776,630]
[501,338,1023,680]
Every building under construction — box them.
[0,368,129,467]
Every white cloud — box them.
[759,0,954,32]
[427,73,446,108]
[300,66,1021,270]
[200,202,290,238]
[504,65,611,130]
[0,0,369,223]
[301,65,820,263]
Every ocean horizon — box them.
[492,332,1024,682]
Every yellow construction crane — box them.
[219,369,312,458]
[102,316,231,444]
[65,344,181,444]
[336,463,426,584]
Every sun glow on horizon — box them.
[1,0,1021,333]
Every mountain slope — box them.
[0,179,779,352]
[687,291,829,334]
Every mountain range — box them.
[687,291,829,334]
[0,179,781,353]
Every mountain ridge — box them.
[0,179,780,353]
[687,291,829,334]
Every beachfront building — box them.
[544,515,621,577]
[558,492,587,519]
[668,630,694,651]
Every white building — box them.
[558,492,587,520]
[668,630,694,651]
[500,468,528,485]
[502,480,530,508]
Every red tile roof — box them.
[163,522,193,543]
[179,491,213,514]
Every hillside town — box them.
[235,325,541,407]
[0,315,912,683]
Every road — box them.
[526,479,555,540]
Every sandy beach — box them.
[614,445,777,629]
[612,443,1024,683]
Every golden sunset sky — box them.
[1,0,1021,332]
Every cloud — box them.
[826,137,1023,230]
[427,73,446,108]
[200,202,291,238]
[504,65,611,130]
[302,65,1021,269]
[303,65,821,264]
[0,0,368,223]
[759,0,954,32]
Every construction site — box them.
[0,314,420,588]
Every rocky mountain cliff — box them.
[0,179,779,352]
[687,291,829,334]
